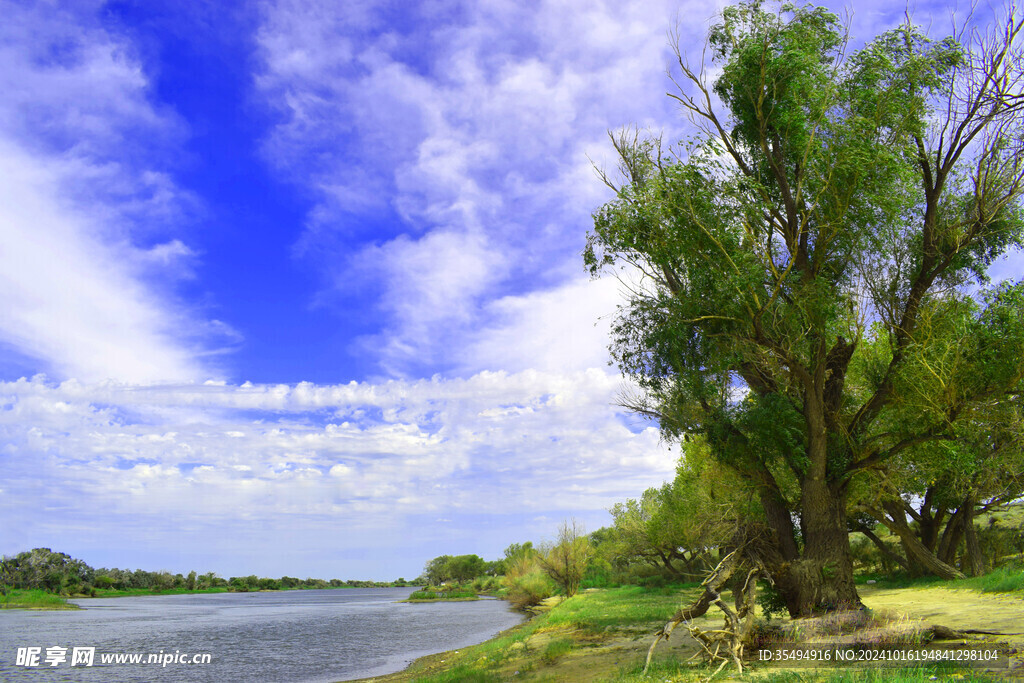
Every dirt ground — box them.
[858,584,1024,675]
[858,584,1024,637]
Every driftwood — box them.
[643,550,766,677]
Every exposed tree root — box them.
[643,550,766,677]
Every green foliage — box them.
[1,548,94,595]
[539,520,594,597]
[471,575,501,592]
[406,589,477,601]
[587,0,1024,611]
[502,541,536,566]
[757,580,789,621]
[501,554,555,609]
[1,547,411,598]
[422,554,488,584]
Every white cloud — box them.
[0,1,226,382]
[254,0,1006,382]
[0,141,211,383]
[255,0,710,376]
[0,371,673,573]
[458,274,623,374]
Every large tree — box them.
[586,1,1024,616]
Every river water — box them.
[0,588,524,682]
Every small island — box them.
[401,588,478,602]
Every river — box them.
[0,588,524,682]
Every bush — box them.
[757,580,789,621]
[539,520,593,597]
[978,519,1024,569]
[502,556,555,609]
[471,576,501,592]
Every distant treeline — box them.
[0,548,416,597]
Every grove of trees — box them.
[586,0,1024,616]
[0,547,412,598]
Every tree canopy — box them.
[586,0,1024,615]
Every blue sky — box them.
[0,0,1015,580]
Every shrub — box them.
[539,520,593,597]
[471,576,501,592]
[502,555,555,609]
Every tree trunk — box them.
[767,388,863,617]
[961,494,985,577]
[937,505,966,566]
[918,493,944,554]
[757,470,800,562]
[775,477,861,616]
[871,505,966,580]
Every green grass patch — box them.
[952,563,1024,594]
[541,638,573,664]
[543,585,698,633]
[860,563,1024,595]
[603,659,1002,683]
[410,663,501,682]
[1,589,78,609]
[404,589,478,601]
[856,573,946,590]
[601,654,694,682]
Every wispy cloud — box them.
[0,1,227,383]
[255,0,712,377]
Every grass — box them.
[401,585,703,682]
[540,638,573,663]
[367,581,1022,682]
[604,655,692,681]
[859,563,1024,595]
[602,658,1004,682]
[543,584,699,633]
[856,573,945,589]
[404,589,479,602]
[411,664,501,682]
[952,563,1024,594]
[752,668,1002,682]
[1,589,78,609]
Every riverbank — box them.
[348,584,1024,682]
[1,589,80,610]
[349,586,704,682]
